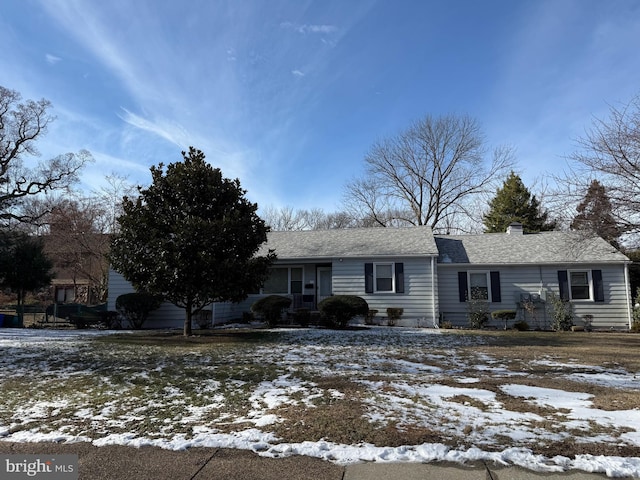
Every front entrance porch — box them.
[288,264,332,311]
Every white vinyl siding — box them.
[333,257,437,324]
[107,269,196,329]
[437,264,630,330]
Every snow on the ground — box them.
[0,327,639,478]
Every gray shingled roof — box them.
[434,232,629,265]
[258,226,438,259]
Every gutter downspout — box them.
[625,262,632,329]
[431,256,437,327]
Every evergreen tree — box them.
[110,147,275,336]
[483,172,555,233]
[571,179,621,248]
[0,231,53,313]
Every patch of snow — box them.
[2,328,640,477]
[456,377,481,383]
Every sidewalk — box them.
[0,442,618,480]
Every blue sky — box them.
[1,0,639,214]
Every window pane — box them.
[469,273,488,300]
[376,278,393,291]
[570,272,590,299]
[570,272,588,285]
[377,264,392,278]
[263,268,288,294]
[375,264,393,291]
[470,273,487,288]
[290,268,303,294]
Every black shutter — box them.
[458,271,468,302]
[592,269,604,302]
[365,263,373,293]
[395,263,404,293]
[490,271,501,303]
[558,270,569,301]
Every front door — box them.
[317,267,332,305]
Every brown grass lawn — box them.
[2,328,639,461]
[93,329,640,458]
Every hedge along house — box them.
[434,223,632,330]
[108,226,441,328]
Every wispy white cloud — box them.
[45,53,61,65]
[118,108,190,150]
[280,22,338,35]
[27,0,372,211]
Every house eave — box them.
[273,253,439,263]
[437,260,630,267]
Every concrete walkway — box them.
[0,442,618,479]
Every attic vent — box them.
[507,222,523,235]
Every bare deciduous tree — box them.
[96,172,137,233]
[0,86,91,224]
[44,197,112,303]
[262,205,309,231]
[261,205,363,231]
[343,114,514,232]
[569,94,640,235]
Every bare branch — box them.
[343,114,514,230]
[565,94,640,239]
[0,86,92,226]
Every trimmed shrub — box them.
[365,309,378,325]
[251,295,292,327]
[582,314,594,332]
[115,292,163,329]
[241,311,254,324]
[386,307,404,327]
[318,295,369,328]
[513,320,529,331]
[100,311,121,329]
[293,308,311,327]
[491,309,517,330]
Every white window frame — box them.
[374,262,395,293]
[567,270,593,301]
[262,266,304,295]
[468,271,491,302]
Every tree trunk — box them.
[17,290,24,326]
[184,306,193,337]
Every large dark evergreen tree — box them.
[571,179,621,248]
[110,147,275,336]
[0,231,53,313]
[483,172,556,233]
